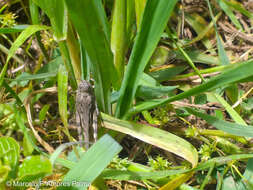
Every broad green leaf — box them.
[18,155,52,182]
[32,0,67,41]
[6,25,49,63]
[129,59,253,117]
[0,137,20,169]
[116,0,179,118]
[102,113,198,167]
[65,0,117,113]
[186,108,253,137]
[60,134,122,190]
[58,64,68,128]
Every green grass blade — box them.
[222,0,253,19]
[60,134,122,190]
[149,66,187,82]
[115,0,179,118]
[11,72,57,81]
[57,65,68,129]
[135,0,146,29]
[206,0,230,65]
[129,59,253,117]
[213,93,246,125]
[101,168,188,180]
[6,25,49,63]
[111,0,127,82]
[237,158,253,190]
[0,25,27,34]
[216,0,243,30]
[186,108,253,137]
[0,62,8,87]
[102,113,198,167]
[32,0,67,41]
[64,0,117,114]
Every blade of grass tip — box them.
[6,25,49,64]
[115,0,179,119]
[60,134,122,190]
[216,0,243,30]
[50,141,84,166]
[206,0,230,65]
[213,93,246,125]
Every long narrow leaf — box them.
[116,0,179,118]
[129,59,253,117]
[6,25,49,63]
[111,0,127,82]
[57,65,68,128]
[186,108,253,137]
[102,113,198,167]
